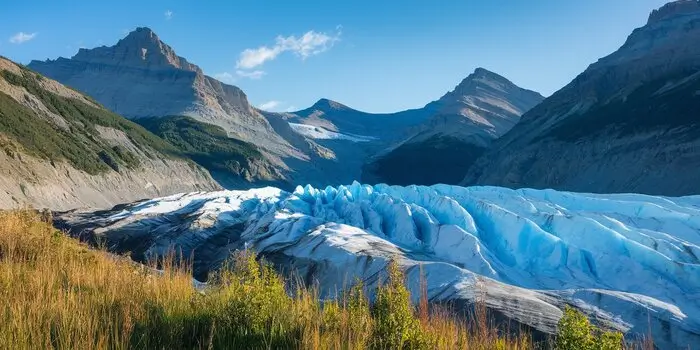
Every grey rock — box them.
[463,1,700,196]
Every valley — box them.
[2,1,700,349]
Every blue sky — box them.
[2,0,668,113]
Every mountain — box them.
[259,97,438,186]
[28,27,296,185]
[0,56,219,210]
[462,0,700,195]
[56,182,700,349]
[363,68,544,186]
[26,27,544,189]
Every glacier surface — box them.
[288,123,377,142]
[58,183,700,348]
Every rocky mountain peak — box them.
[647,0,700,24]
[310,98,351,111]
[436,68,544,117]
[70,27,201,73]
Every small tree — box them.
[556,305,623,350]
[371,259,431,350]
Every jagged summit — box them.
[310,98,352,111]
[67,27,201,72]
[647,0,700,24]
[436,67,544,116]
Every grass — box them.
[0,67,180,175]
[0,210,659,349]
[0,210,536,349]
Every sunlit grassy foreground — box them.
[0,211,638,349]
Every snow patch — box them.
[289,123,376,142]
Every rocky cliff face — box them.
[363,68,543,186]
[28,28,299,169]
[0,57,219,210]
[462,0,700,195]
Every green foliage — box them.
[205,250,296,347]
[0,68,178,175]
[371,260,432,350]
[556,306,623,350]
[136,115,264,177]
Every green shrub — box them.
[556,305,623,350]
[371,259,432,350]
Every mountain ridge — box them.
[0,56,220,210]
[462,0,700,195]
[362,67,543,186]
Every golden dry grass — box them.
[0,210,595,349]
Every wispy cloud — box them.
[236,70,266,80]
[236,27,342,70]
[212,70,267,84]
[258,101,281,111]
[213,72,236,84]
[9,32,37,44]
[165,10,173,20]
[285,105,298,113]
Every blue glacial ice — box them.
[70,182,700,348]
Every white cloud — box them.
[165,10,173,20]
[236,27,341,70]
[9,32,37,44]
[285,105,298,113]
[258,101,281,111]
[237,46,282,70]
[236,70,266,80]
[213,72,236,84]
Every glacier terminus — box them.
[57,182,700,349]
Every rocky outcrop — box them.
[364,68,543,186]
[0,56,219,210]
[462,1,700,195]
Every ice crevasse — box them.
[62,182,700,349]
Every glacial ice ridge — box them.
[59,182,700,348]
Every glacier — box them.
[57,182,700,349]
[288,122,377,142]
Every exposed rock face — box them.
[0,56,219,210]
[55,183,700,349]
[364,68,543,186]
[462,1,700,195]
[26,28,544,189]
[648,0,700,24]
[28,28,298,167]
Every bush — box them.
[556,305,623,350]
[371,259,432,350]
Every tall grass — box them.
[0,210,644,349]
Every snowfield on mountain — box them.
[58,182,700,349]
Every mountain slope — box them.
[28,27,299,181]
[364,68,544,186]
[463,0,700,195]
[57,183,700,349]
[136,116,285,189]
[0,57,219,210]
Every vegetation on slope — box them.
[137,116,278,182]
[0,66,180,175]
[0,210,643,349]
[364,136,485,186]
